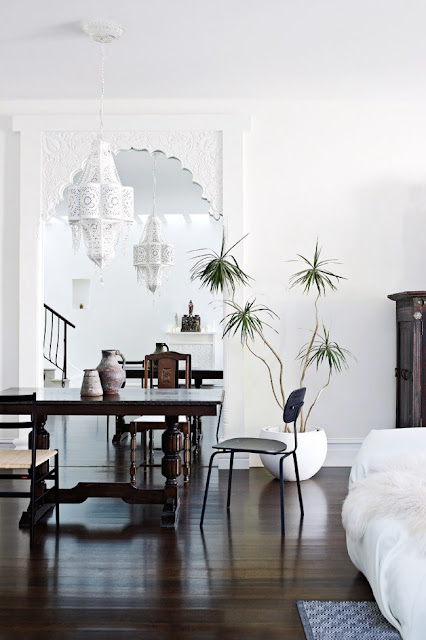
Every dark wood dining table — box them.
[111,364,224,444]
[0,387,224,528]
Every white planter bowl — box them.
[259,426,328,481]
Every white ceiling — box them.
[3,0,426,100]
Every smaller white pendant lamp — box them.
[68,21,134,271]
[133,153,174,294]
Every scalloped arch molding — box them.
[42,130,223,221]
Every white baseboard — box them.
[0,438,15,449]
[241,438,364,470]
[3,434,363,466]
[13,428,31,450]
[325,438,363,467]
[218,452,250,470]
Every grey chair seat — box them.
[213,438,287,455]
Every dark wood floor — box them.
[0,413,372,639]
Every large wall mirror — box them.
[44,149,224,387]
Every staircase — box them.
[43,303,75,387]
[43,368,70,388]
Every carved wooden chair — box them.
[0,393,59,548]
[130,351,192,483]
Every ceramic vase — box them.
[80,369,103,397]
[97,350,126,395]
[154,342,169,354]
[259,426,328,481]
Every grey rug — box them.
[297,601,402,640]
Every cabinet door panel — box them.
[397,321,413,428]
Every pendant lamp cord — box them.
[152,152,157,216]
[99,43,105,137]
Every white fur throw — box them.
[342,455,426,554]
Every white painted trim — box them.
[218,452,250,470]
[13,114,251,133]
[325,438,363,467]
[0,438,16,449]
[247,438,363,470]
[18,129,44,387]
[13,430,31,450]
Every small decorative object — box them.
[133,152,174,294]
[80,369,103,397]
[151,343,169,377]
[68,21,134,271]
[154,342,169,354]
[181,300,201,332]
[181,315,201,331]
[174,313,179,330]
[97,349,126,394]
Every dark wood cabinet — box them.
[388,291,426,428]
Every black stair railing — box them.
[43,304,76,387]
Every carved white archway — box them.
[41,129,223,221]
[13,113,248,457]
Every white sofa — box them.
[344,428,426,640]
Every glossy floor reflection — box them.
[0,414,372,639]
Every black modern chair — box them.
[0,393,59,548]
[200,387,306,535]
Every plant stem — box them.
[299,292,320,430]
[303,369,332,431]
[260,336,286,408]
[246,341,284,411]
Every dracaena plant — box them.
[190,236,354,432]
[189,232,251,296]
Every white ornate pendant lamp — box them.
[133,153,174,294]
[68,21,134,271]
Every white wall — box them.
[0,118,19,441]
[243,101,426,444]
[44,150,223,384]
[0,119,19,393]
[2,99,426,458]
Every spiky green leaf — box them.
[297,325,354,373]
[289,239,345,296]
[189,233,252,295]
[221,299,278,344]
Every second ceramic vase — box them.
[97,349,126,394]
[80,369,103,397]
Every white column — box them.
[17,129,44,387]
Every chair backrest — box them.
[283,388,306,451]
[0,393,38,461]
[0,393,37,423]
[144,351,191,389]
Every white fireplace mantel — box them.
[165,331,216,369]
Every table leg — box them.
[161,415,182,527]
[130,422,137,486]
[112,416,128,445]
[192,416,203,454]
[197,416,203,447]
[183,420,190,484]
[19,415,54,528]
